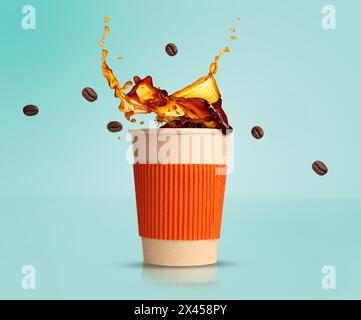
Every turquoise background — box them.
[0,0,360,299]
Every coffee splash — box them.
[100,19,238,130]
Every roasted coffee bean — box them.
[23,105,39,116]
[312,161,328,176]
[82,87,98,102]
[165,43,178,56]
[251,126,264,139]
[107,121,123,133]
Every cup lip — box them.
[129,128,233,135]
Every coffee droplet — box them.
[82,87,98,102]
[98,25,110,48]
[165,43,178,56]
[230,35,238,40]
[23,105,39,117]
[104,17,109,23]
[107,121,123,133]
[140,121,144,125]
[312,161,328,176]
[251,126,264,139]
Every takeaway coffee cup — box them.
[130,128,231,266]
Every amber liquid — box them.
[100,20,238,130]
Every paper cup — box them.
[130,128,230,266]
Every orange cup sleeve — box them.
[133,164,227,240]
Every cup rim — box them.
[128,128,233,135]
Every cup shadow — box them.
[142,263,219,287]
[116,260,240,287]
[118,260,239,269]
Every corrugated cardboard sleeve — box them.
[133,163,227,240]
